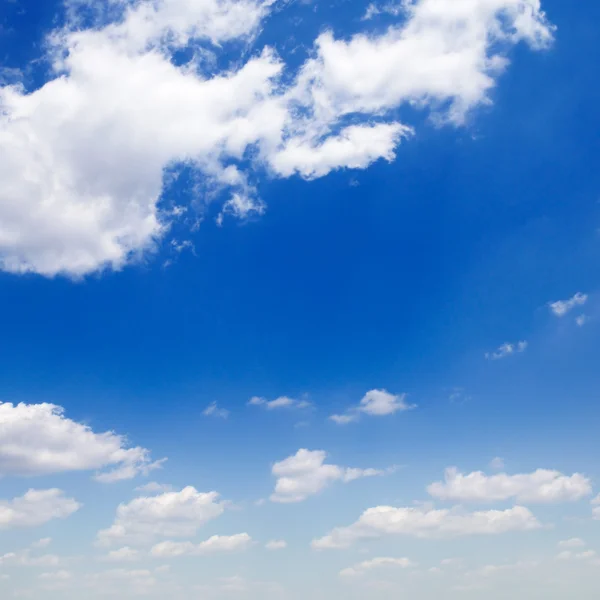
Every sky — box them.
[0,0,599,597]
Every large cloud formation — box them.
[0,0,554,276]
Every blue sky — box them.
[0,0,599,597]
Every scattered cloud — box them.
[104,547,141,562]
[330,389,415,424]
[0,0,554,276]
[270,449,390,503]
[558,538,585,549]
[485,341,528,360]
[265,540,287,551]
[134,482,174,494]
[150,533,252,558]
[0,402,164,482]
[428,467,592,503]
[549,293,588,317]
[97,487,226,546]
[576,314,590,327]
[312,505,541,549]
[202,402,230,419]
[340,557,415,577]
[31,538,52,550]
[248,396,311,410]
[0,489,80,530]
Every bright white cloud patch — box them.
[105,547,141,562]
[150,533,252,557]
[0,0,554,277]
[549,293,588,317]
[485,341,528,360]
[0,489,80,529]
[248,396,311,410]
[0,402,163,482]
[97,486,226,546]
[558,538,585,549]
[340,557,415,577]
[312,505,541,549]
[330,389,415,424]
[427,467,592,503]
[270,449,389,503]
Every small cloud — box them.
[105,547,141,562]
[203,402,230,419]
[485,341,527,360]
[576,314,589,327]
[248,396,311,411]
[489,457,505,471]
[135,482,174,494]
[30,538,52,550]
[558,538,585,549]
[330,389,415,424]
[549,292,588,317]
[265,540,287,551]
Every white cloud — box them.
[340,557,415,578]
[30,538,52,550]
[97,486,226,546]
[105,547,141,562]
[485,341,528,360]
[312,505,541,549]
[0,489,80,529]
[330,389,415,424]
[248,396,311,410]
[0,0,554,277]
[0,402,163,482]
[150,533,252,557]
[576,314,589,327]
[427,467,592,503]
[549,293,588,317]
[270,449,389,503]
[39,570,72,581]
[0,548,60,568]
[556,549,596,562]
[558,538,585,549]
[265,540,287,551]
[202,402,230,419]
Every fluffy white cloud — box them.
[549,292,588,317]
[265,540,287,551]
[248,396,311,410]
[270,449,389,503]
[485,341,528,360]
[134,482,174,494]
[150,533,252,557]
[97,486,226,546]
[0,489,80,530]
[0,548,60,567]
[312,505,541,548]
[0,0,554,277]
[340,557,415,577]
[39,570,72,581]
[427,467,592,503]
[0,402,163,482]
[330,389,415,424]
[202,402,230,419]
[31,538,52,549]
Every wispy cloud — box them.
[485,341,528,360]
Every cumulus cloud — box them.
[0,402,164,482]
[0,0,554,277]
[427,467,592,503]
[558,538,585,549]
[340,557,415,578]
[312,505,541,549]
[330,389,415,424]
[0,489,80,530]
[549,293,588,317]
[248,396,311,410]
[134,482,174,494]
[150,533,252,557]
[485,341,528,360]
[97,486,226,546]
[270,449,390,503]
